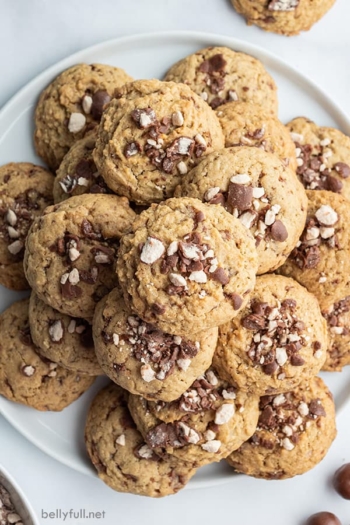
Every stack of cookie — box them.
[1,46,350,497]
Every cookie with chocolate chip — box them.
[0,299,95,411]
[116,197,258,336]
[278,190,350,309]
[128,368,259,467]
[0,162,54,290]
[29,292,102,376]
[34,63,133,170]
[93,286,217,401]
[214,274,327,396]
[85,383,197,497]
[175,147,307,274]
[216,102,297,170]
[231,0,336,36]
[93,79,224,205]
[164,47,278,115]
[54,129,112,203]
[24,194,136,319]
[287,117,350,200]
[226,377,336,479]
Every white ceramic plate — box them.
[0,31,350,489]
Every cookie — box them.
[287,117,350,200]
[34,63,133,170]
[231,0,336,36]
[0,162,54,290]
[0,299,95,411]
[29,292,102,376]
[226,377,336,479]
[278,190,350,311]
[216,102,297,170]
[53,130,112,203]
[24,194,136,319]
[322,296,350,372]
[175,147,307,274]
[213,275,327,396]
[116,197,258,336]
[164,46,278,114]
[93,79,224,205]
[93,286,218,401]
[128,367,259,467]
[85,383,197,497]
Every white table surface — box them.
[1,1,350,524]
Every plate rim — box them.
[1,29,350,489]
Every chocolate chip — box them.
[80,326,94,348]
[333,463,350,499]
[251,301,269,315]
[91,90,111,121]
[81,218,101,240]
[211,267,229,285]
[309,399,326,417]
[305,512,341,525]
[75,158,96,178]
[19,326,33,346]
[334,162,350,178]
[209,97,223,109]
[199,53,227,74]
[209,192,225,206]
[151,302,166,315]
[230,293,243,310]
[258,405,276,429]
[262,361,279,375]
[124,141,141,158]
[131,108,157,129]
[290,354,305,366]
[270,220,288,242]
[241,314,266,330]
[227,183,253,211]
[325,175,343,193]
[61,281,83,298]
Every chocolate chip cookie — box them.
[24,194,136,319]
[164,47,278,114]
[216,102,297,170]
[128,368,259,467]
[0,162,54,290]
[85,383,197,497]
[322,296,350,371]
[278,190,350,311]
[175,147,307,274]
[231,0,336,36]
[54,130,112,203]
[226,377,336,479]
[214,275,327,395]
[93,79,224,205]
[29,292,102,376]
[287,117,350,200]
[116,197,258,336]
[93,286,218,401]
[34,63,133,170]
[0,299,95,411]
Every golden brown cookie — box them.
[93,286,217,401]
[0,162,54,290]
[216,102,297,170]
[214,275,327,396]
[116,197,258,336]
[175,147,307,274]
[29,292,102,376]
[0,299,95,411]
[164,46,278,114]
[226,377,336,479]
[288,117,350,200]
[53,130,112,203]
[128,368,259,467]
[93,79,224,205]
[278,190,350,311]
[231,0,336,36]
[34,63,133,170]
[24,194,136,319]
[85,383,197,497]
